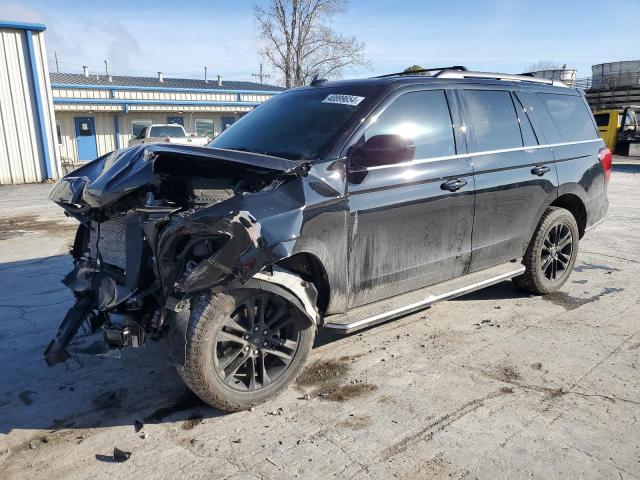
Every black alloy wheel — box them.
[540,222,573,282]
[214,294,301,392]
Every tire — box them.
[178,289,315,412]
[513,206,579,295]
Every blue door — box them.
[74,117,98,161]
[167,116,184,126]
[221,116,236,131]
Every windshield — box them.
[208,87,378,160]
[149,125,186,137]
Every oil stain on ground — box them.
[324,383,377,402]
[144,391,207,424]
[339,414,373,430]
[181,412,204,430]
[544,287,624,310]
[92,389,124,412]
[296,355,361,387]
[296,355,376,402]
[0,215,74,240]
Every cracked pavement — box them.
[0,160,638,479]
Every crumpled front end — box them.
[45,145,312,366]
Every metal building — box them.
[0,21,60,184]
[528,68,577,87]
[51,72,284,171]
[586,61,640,109]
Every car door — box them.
[346,88,475,308]
[460,88,558,272]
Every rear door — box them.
[460,88,557,272]
[346,88,475,307]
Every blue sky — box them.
[1,0,637,83]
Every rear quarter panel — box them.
[554,140,608,230]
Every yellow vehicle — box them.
[593,106,640,154]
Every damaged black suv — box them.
[47,67,610,411]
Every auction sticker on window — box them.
[322,94,365,106]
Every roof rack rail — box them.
[434,69,569,87]
[374,65,468,78]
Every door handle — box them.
[531,165,551,176]
[440,178,467,192]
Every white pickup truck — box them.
[128,124,210,147]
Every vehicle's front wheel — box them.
[513,206,579,295]
[178,289,315,411]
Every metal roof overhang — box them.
[53,98,261,112]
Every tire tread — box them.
[514,206,579,295]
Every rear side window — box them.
[149,125,187,138]
[538,93,598,141]
[593,113,611,127]
[463,90,522,151]
[364,90,455,160]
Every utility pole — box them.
[104,60,110,76]
[251,63,271,84]
[54,51,59,73]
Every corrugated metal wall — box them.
[0,26,60,184]
[56,111,239,164]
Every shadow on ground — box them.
[612,163,640,174]
[0,255,227,435]
[0,254,548,434]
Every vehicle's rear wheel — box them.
[178,289,315,411]
[513,206,579,295]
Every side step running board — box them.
[324,261,525,334]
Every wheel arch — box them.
[550,193,587,238]
[275,252,331,315]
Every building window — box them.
[131,120,152,138]
[55,121,63,145]
[195,119,214,138]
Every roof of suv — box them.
[302,68,575,94]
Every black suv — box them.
[47,67,611,411]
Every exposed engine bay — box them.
[45,144,316,366]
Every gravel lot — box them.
[0,159,638,479]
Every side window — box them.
[512,94,538,146]
[538,93,598,142]
[593,113,611,127]
[136,127,147,139]
[362,90,455,162]
[515,91,562,144]
[463,90,522,151]
[623,111,637,131]
[132,120,152,138]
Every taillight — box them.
[598,147,612,184]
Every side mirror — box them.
[350,134,415,169]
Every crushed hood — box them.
[49,144,310,209]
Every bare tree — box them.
[526,61,564,72]
[254,0,370,88]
